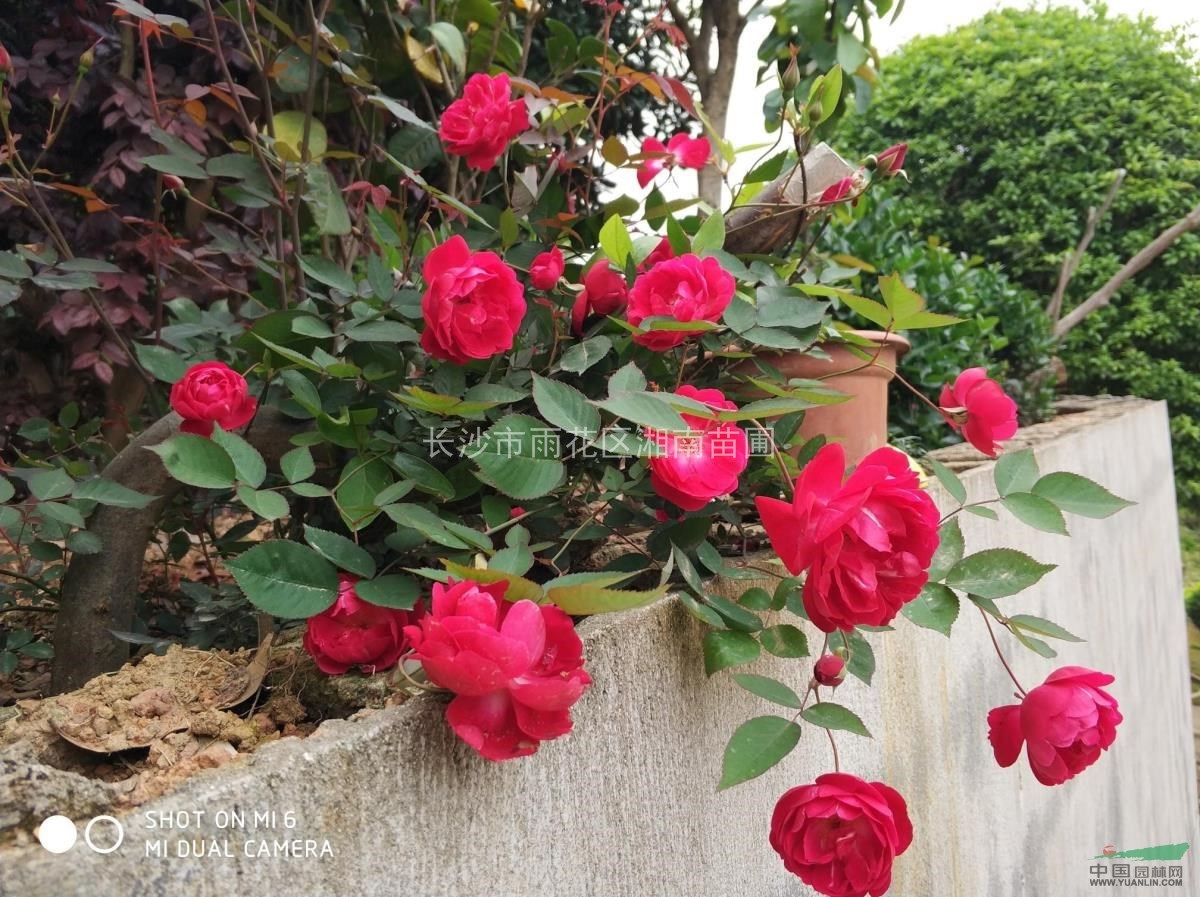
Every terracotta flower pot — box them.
[746,330,911,466]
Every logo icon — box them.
[36,815,77,854]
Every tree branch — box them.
[1047,168,1125,324]
[1054,200,1200,338]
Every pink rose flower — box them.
[939,367,1018,457]
[303,574,420,675]
[169,361,257,438]
[438,72,530,171]
[637,133,712,187]
[571,261,628,335]
[404,578,592,761]
[529,246,565,290]
[875,143,908,177]
[770,773,913,897]
[988,666,1122,786]
[645,385,748,511]
[626,253,734,351]
[755,443,940,632]
[420,235,527,364]
[813,654,846,687]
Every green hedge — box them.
[847,6,1200,499]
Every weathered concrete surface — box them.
[0,399,1194,897]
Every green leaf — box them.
[280,446,316,483]
[838,293,893,329]
[0,251,32,279]
[303,163,352,237]
[211,425,267,488]
[236,486,290,521]
[901,583,959,636]
[342,320,419,343]
[844,630,875,684]
[544,576,667,615]
[39,501,86,528]
[925,457,966,504]
[596,392,689,432]
[290,482,331,497]
[148,435,237,488]
[1008,614,1084,642]
[67,530,103,554]
[927,517,964,582]
[759,624,809,658]
[0,476,14,503]
[718,715,801,790]
[692,211,725,255]
[299,254,356,294]
[139,153,207,179]
[428,21,466,70]
[336,457,393,531]
[355,575,420,610]
[703,593,763,632]
[134,343,188,383]
[19,641,54,659]
[440,559,544,603]
[559,336,612,374]
[732,673,802,709]
[280,369,322,414]
[738,587,773,610]
[945,549,1056,598]
[227,541,339,618]
[532,374,601,439]
[965,505,1000,520]
[703,629,761,676]
[470,414,565,500]
[28,469,74,501]
[1032,472,1134,519]
[608,362,647,394]
[272,110,327,162]
[1010,626,1057,658]
[598,215,634,268]
[392,453,455,499]
[384,503,469,549]
[801,702,871,737]
[1002,492,1068,535]
[994,448,1038,496]
[304,524,376,578]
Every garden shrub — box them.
[847,6,1200,500]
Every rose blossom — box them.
[626,253,734,351]
[637,133,712,187]
[303,574,420,675]
[644,386,748,511]
[770,773,913,897]
[813,654,846,687]
[404,578,591,761]
[571,261,628,335]
[755,443,940,632]
[639,236,675,271]
[438,72,530,171]
[988,666,1122,786]
[420,235,527,364]
[169,361,257,437]
[529,246,565,290]
[939,367,1018,457]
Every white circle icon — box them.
[84,815,124,854]
[37,815,78,854]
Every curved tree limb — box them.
[50,408,304,694]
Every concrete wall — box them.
[1,399,1195,897]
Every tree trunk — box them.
[51,408,303,694]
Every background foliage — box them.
[846,6,1200,500]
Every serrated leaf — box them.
[732,673,802,709]
[559,336,612,374]
[470,414,565,500]
[1002,492,1068,535]
[28,469,74,501]
[718,715,801,790]
[692,211,725,255]
[303,163,352,236]
[227,541,339,618]
[304,524,376,578]
[928,517,964,582]
[66,530,103,554]
[1032,472,1134,519]
[901,583,959,636]
[211,425,267,488]
[139,153,207,179]
[236,486,290,520]
[801,701,871,737]
[1008,614,1084,643]
[355,575,420,609]
[703,593,763,632]
[925,457,966,504]
[439,559,544,603]
[281,446,316,483]
[299,254,356,294]
[532,374,600,439]
[945,549,1055,598]
[134,343,188,384]
[759,624,809,658]
[148,435,236,489]
[544,577,667,615]
[598,214,634,268]
[993,448,1038,496]
[703,629,761,676]
[596,392,689,432]
[844,629,875,684]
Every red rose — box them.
[988,666,1122,786]
[756,443,940,632]
[438,72,530,171]
[939,367,1018,457]
[529,246,565,290]
[639,236,675,271]
[875,143,908,177]
[169,361,257,438]
[770,773,913,897]
[303,574,420,675]
[420,235,527,364]
[813,654,846,687]
[817,176,855,205]
[0,42,11,77]
[636,133,712,187]
[626,253,734,351]
[645,386,748,511]
[404,578,591,761]
[570,261,628,335]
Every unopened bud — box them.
[0,42,12,78]
[162,174,185,191]
[780,46,800,93]
[813,654,846,688]
[79,46,95,73]
[875,143,908,178]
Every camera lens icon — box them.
[37,814,124,854]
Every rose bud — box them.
[813,654,846,687]
[162,174,185,191]
[528,245,565,291]
[816,176,854,206]
[875,142,908,177]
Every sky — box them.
[635,0,1198,198]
